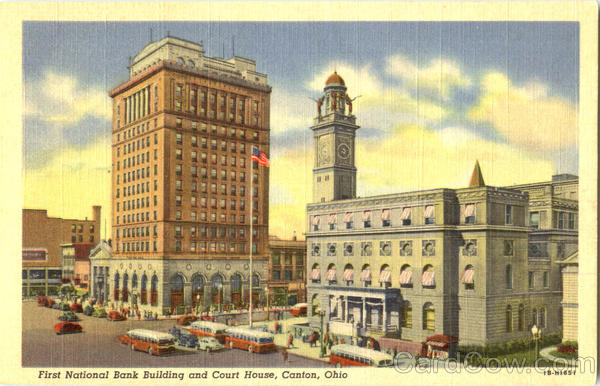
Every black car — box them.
[178,334,198,348]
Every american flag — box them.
[251,147,269,166]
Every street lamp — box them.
[265,286,270,321]
[531,324,541,360]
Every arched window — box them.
[506,305,513,332]
[177,57,184,65]
[114,272,120,289]
[518,304,525,331]
[140,274,148,305]
[506,264,513,289]
[423,303,435,330]
[461,264,475,290]
[188,59,195,67]
[360,264,372,287]
[326,263,337,284]
[252,273,260,287]
[192,274,204,308]
[171,274,184,291]
[343,264,354,286]
[539,306,546,328]
[132,273,138,289]
[401,301,412,328]
[421,264,435,288]
[399,264,413,287]
[212,274,224,304]
[379,264,391,288]
[114,272,120,301]
[310,263,321,283]
[311,294,319,316]
[150,274,158,306]
[231,274,242,293]
[532,308,537,327]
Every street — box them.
[22,301,330,368]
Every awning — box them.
[361,210,371,221]
[360,269,372,281]
[343,269,354,281]
[424,205,434,218]
[380,209,390,221]
[310,269,321,280]
[464,204,475,217]
[328,213,337,224]
[325,269,337,281]
[343,212,353,222]
[399,270,413,285]
[400,207,412,220]
[421,270,436,286]
[379,269,392,283]
[460,269,474,284]
[311,215,321,225]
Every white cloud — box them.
[468,72,578,151]
[269,88,314,135]
[386,55,472,100]
[24,69,111,127]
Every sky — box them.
[22,21,579,239]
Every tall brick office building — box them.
[97,36,270,314]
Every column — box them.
[344,296,348,322]
[183,282,191,311]
[362,297,366,327]
[382,296,387,332]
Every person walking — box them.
[287,333,294,348]
[274,321,279,334]
[281,347,288,363]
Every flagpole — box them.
[248,152,254,327]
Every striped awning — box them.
[424,205,434,218]
[328,213,337,224]
[460,269,474,284]
[379,269,392,283]
[464,204,475,217]
[343,212,353,222]
[310,268,321,280]
[311,215,321,225]
[360,269,372,281]
[381,209,391,221]
[325,269,337,281]
[399,269,413,285]
[421,270,436,286]
[361,210,372,221]
[400,207,412,220]
[343,269,354,281]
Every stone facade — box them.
[267,236,307,306]
[560,252,578,342]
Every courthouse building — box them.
[22,206,101,297]
[305,72,576,345]
[98,36,270,314]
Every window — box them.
[400,207,411,225]
[568,213,575,229]
[463,240,477,256]
[424,205,435,224]
[401,302,412,328]
[461,265,474,290]
[381,209,391,226]
[504,240,514,256]
[558,212,565,229]
[506,305,513,332]
[422,240,435,256]
[542,271,549,288]
[539,307,546,328]
[362,210,371,228]
[380,241,392,256]
[464,204,475,224]
[175,164,182,176]
[361,242,372,256]
[421,265,435,288]
[328,213,337,230]
[506,264,513,289]
[528,271,534,289]
[176,133,182,144]
[272,270,280,281]
[399,241,413,256]
[504,204,513,224]
[518,304,525,331]
[311,215,320,231]
[423,303,435,330]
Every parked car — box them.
[92,308,107,318]
[107,310,126,321]
[83,305,94,316]
[169,326,183,340]
[58,302,71,311]
[176,314,199,326]
[58,311,79,322]
[197,337,225,352]
[70,303,83,313]
[178,334,199,348]
[54,321,83,335]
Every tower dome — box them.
[325,71,345,86]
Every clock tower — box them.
[311,71,359,203]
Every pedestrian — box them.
[308,332,315,347]
[136,308,141,320]
[328,336,333,351]
[287,333,294,348]
[274,321,279,334]
[281,347,288,363]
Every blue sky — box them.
[22,21,580,237]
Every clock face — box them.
[337,143,351,159]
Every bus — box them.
[119,329,176,356]
[329,344,394,367]
[224,326,277,353]
[290,303,308,317]
[187,320,229,343]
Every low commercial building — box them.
[267,236,306,306]
[22,206,101,297]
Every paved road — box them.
[22,301,330,368]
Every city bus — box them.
[119,329,176,356]
[186,320,229,343]
[224,326,277,353]
[290,303,308,317]
[329,344,394,367]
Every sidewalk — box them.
[253,319,330,363]
[540,345,577,366]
